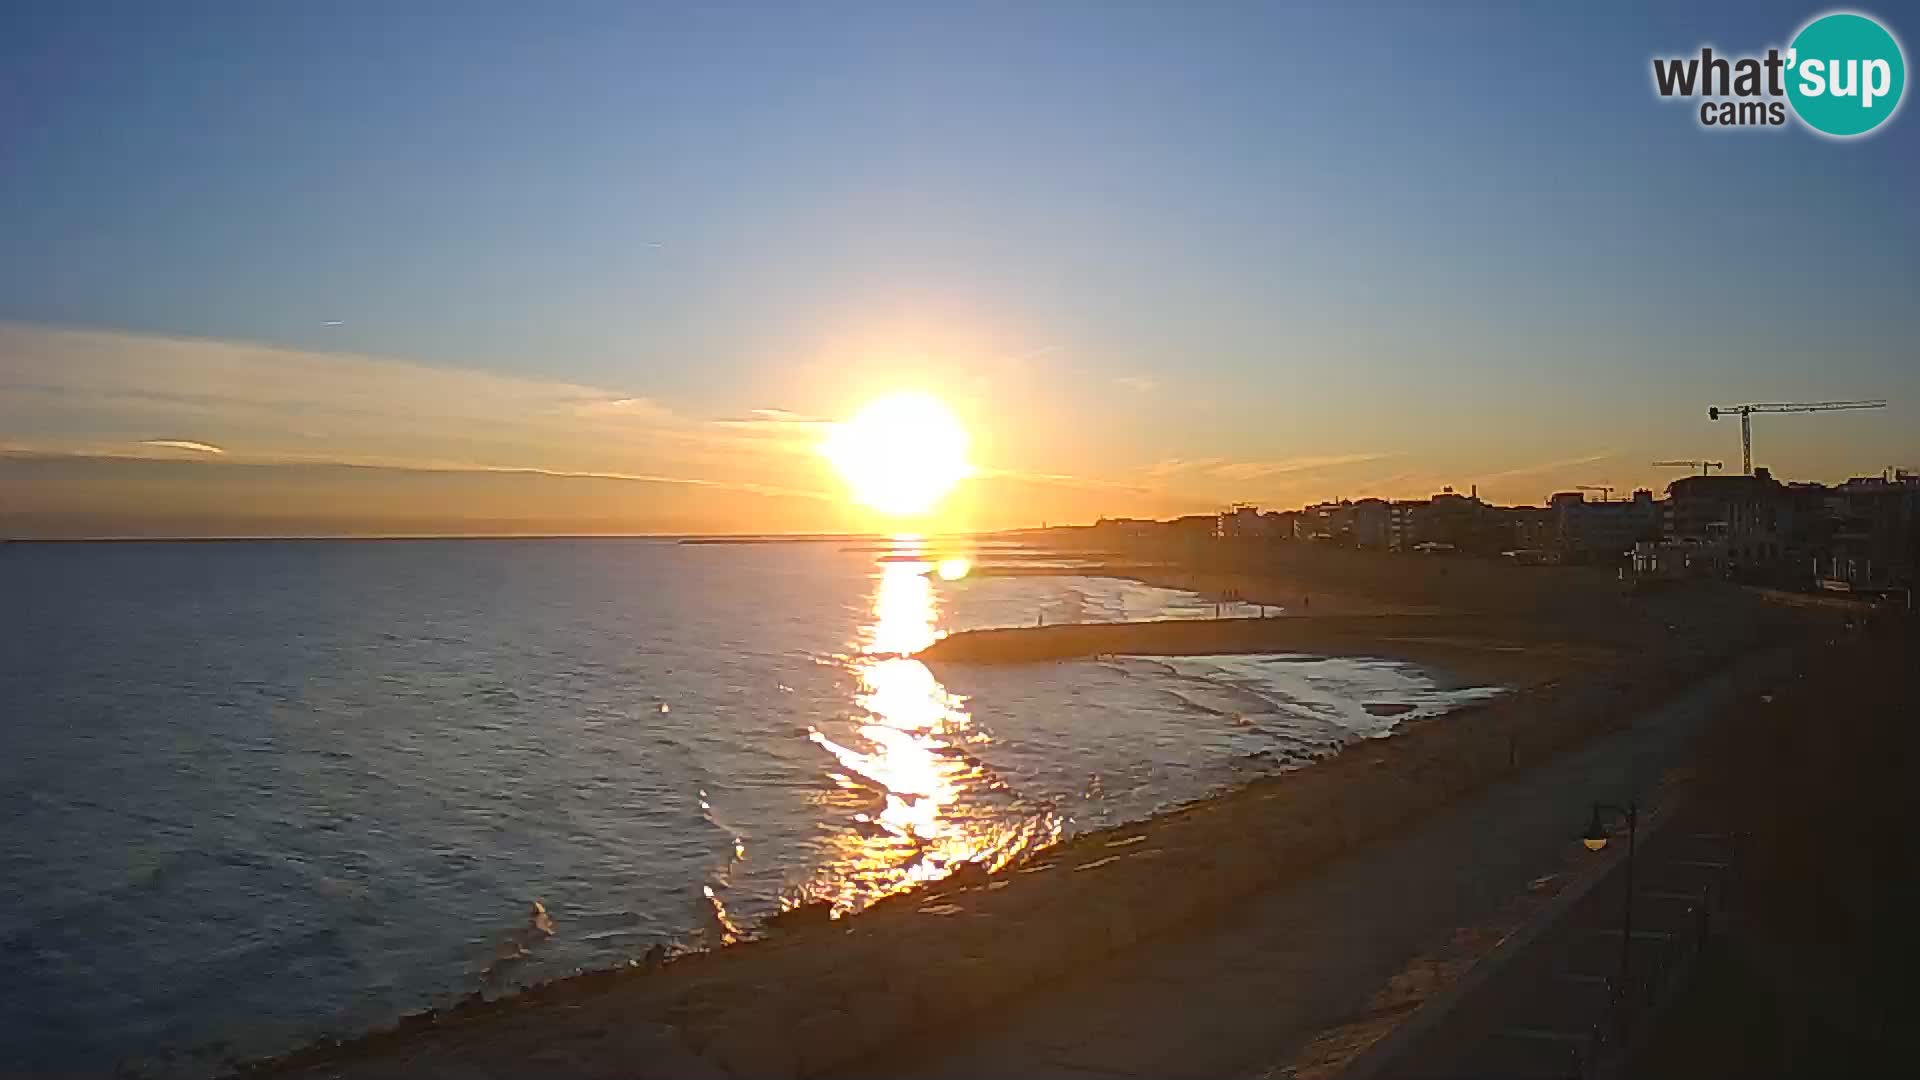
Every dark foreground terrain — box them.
[1634,621,1916,1077]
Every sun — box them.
[821,392,973,517]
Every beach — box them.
[241,560,1829,1080]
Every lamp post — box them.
[1582,800,1638,983]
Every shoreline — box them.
[237,583,1820,1080]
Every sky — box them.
[2,1,1916,536]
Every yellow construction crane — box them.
[1651,459,1723,475]
[1575,484,1615,501]
[1708,400,1887,475]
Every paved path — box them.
[1361,801,1733,1080]
[839,650,1788,1080]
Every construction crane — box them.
[1708,400,1888,475]
[1651,459,1724,475]
[1575,484,1615,501]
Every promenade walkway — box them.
[1352,803,1731,1080]
[839,650,1786,1080]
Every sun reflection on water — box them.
[798,540,1062,915]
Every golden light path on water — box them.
[800,538,1063,915]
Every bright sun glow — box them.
[821,392,973,516]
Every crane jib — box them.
[1706,400,1888,474]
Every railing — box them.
[1576,874,1721,1079]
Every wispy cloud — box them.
[1114,375,1157,393]
[978,466,1156,496]
[1481,450,1619,479]
[1144,457,1225,478]
[571,396,670,419]
[0,323,830,499]
[712,407,829,429]
[1207,453,1389,481]
[1007,344,1060,363]
[334,459,835,501]
[1143,453,1385,483]
[3,445,835,501]
[139,439,226,455]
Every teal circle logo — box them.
[1786,12,1906,137]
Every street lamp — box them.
[1583,800,1638,982]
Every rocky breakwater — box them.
[917,613,1602,687]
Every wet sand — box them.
[232,569,1827,1080]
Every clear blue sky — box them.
[2,2,1916,532]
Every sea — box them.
[0,538,1499,1075]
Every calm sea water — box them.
[0,539,1496,1075]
